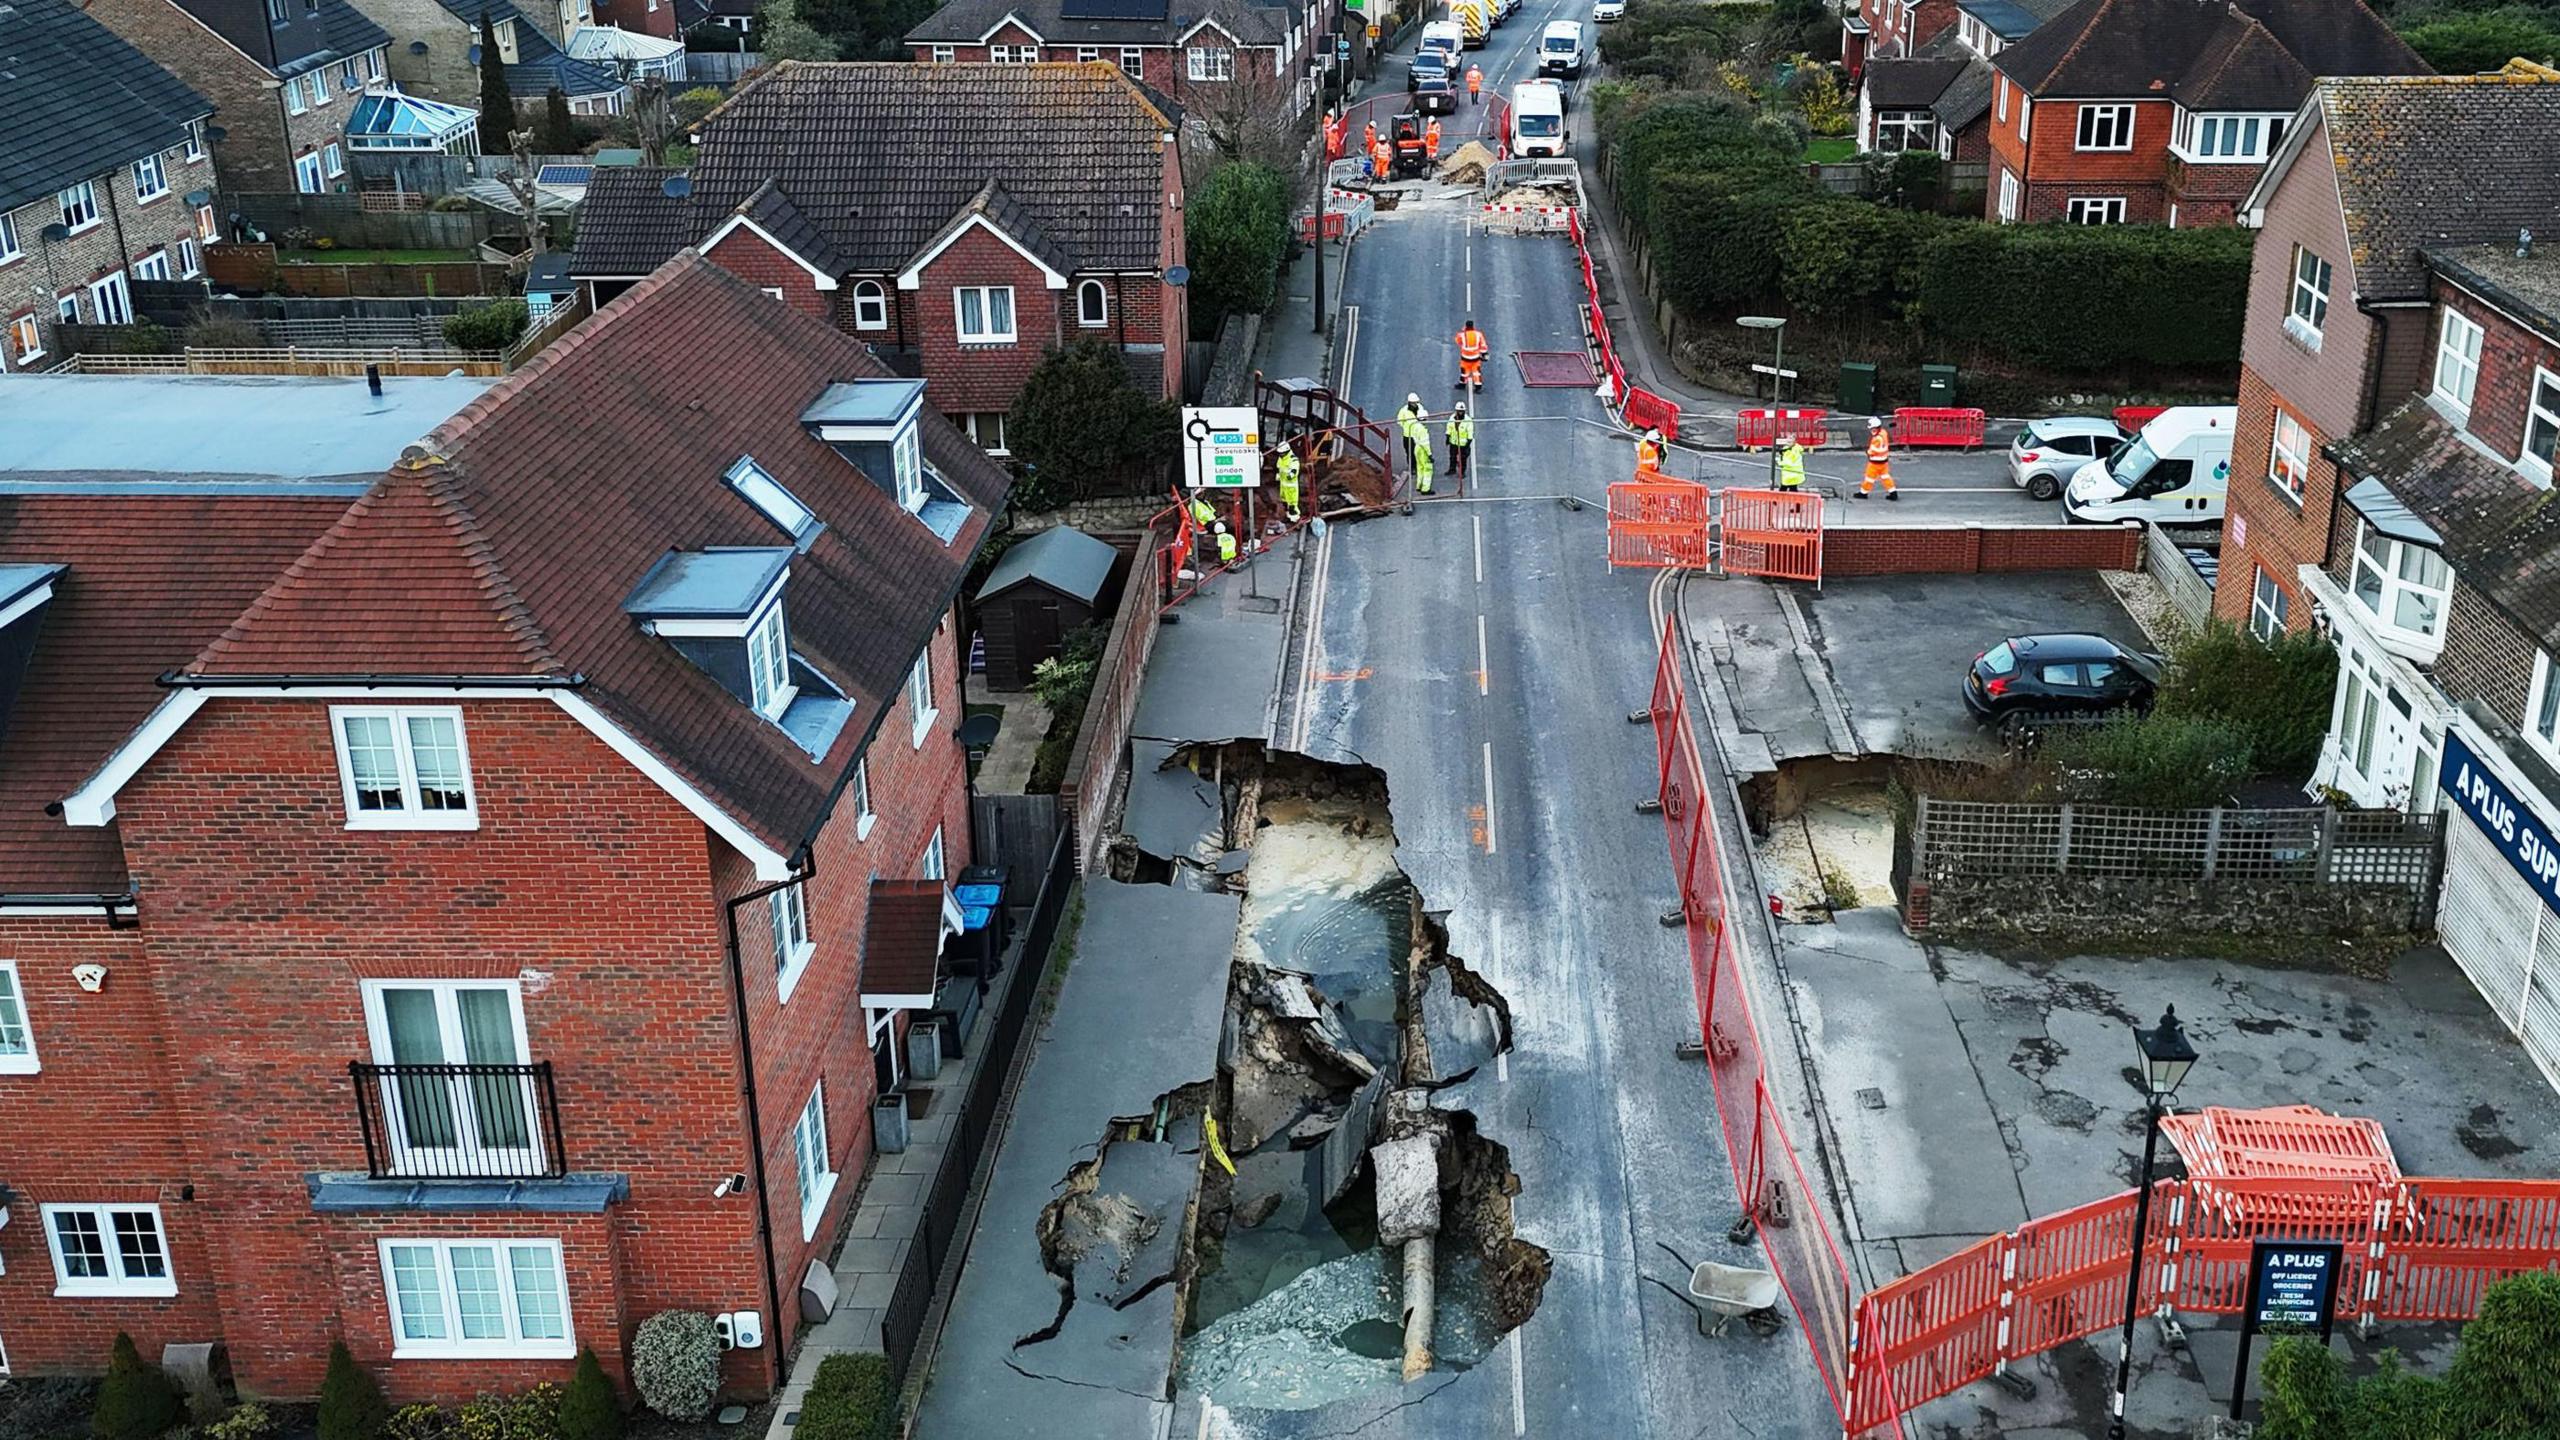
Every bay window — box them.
[2349,519,2450,648]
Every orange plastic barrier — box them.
[1736,408,1831,450]
[1720,487,1823,583]
[1623,386,1682,441]
[1606,480,1710,568]
[2114,404,2167,433]
[1891,406,1987,449]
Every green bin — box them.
[1837,361,1878,414]
[1920,363,1959,405]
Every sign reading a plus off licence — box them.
[1183,407,1261,489]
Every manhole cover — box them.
[1856,1087,1888,1111]
[1516,350,1599,388]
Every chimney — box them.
[2522,228,2537,260]
[365,363,383,396]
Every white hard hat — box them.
[1869,416,1886,428]
[1214,522,1229,533]
[1646,428,1663,441]
[1455,403,1468,415]
[1407,392,1422,405]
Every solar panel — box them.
[1060,0,1168,20]
[536,164,595,186]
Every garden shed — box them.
[974,525,1119,691]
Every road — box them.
[1186,14,1845,1433]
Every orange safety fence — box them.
[1607,480,1710,569]
[2113,404,2168,434]
[1736,408,1832,450]
[1719,487,1823,583]
[1891,406,1987,449]
[1623,386,1683,441]
[1649,616,1860,1425]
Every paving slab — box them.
[1125,737,1225,861]
[911,879,1238,1436]
[1131,580,1286,744]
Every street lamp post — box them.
[1737,315,1788,485]
[2108,1005,2199,1440]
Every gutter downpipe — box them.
[723,852,813,1394]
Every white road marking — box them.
[1491,918,1509,1082]
[1338,304,1362,403]
[1482,740,1499,855]
[1473,513,1484,582]
[1477,613,1490,696]
[1508,1329,1527,1435]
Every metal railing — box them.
[1910,796,2439,887]
[62,347,503,377]
[349,1060,566,1179]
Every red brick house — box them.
[1983,0,2424,226]
[1854,0,2073,160]
[569,62,1187,457]
[905,0,1322,128]
[2211,71,2560,648]
[0,250,1009,1400]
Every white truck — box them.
[2062,406,2238,524]
[1509,79,1567,158]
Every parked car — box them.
[2009,417,2126,501]
[1408,48,1449,93]
[1963,634,2161,730]
[1493,0,1518,24]
[1593,0,1625,18]
[2063,405,2236,524]
[1414,66,1456,113]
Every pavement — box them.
[1780,908,2560,1434]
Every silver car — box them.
[2009,417,2126,502]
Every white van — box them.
[1420,19,1465,59]
[1510,79,1566,157]
[1538,19,1586,76]
[2061,406,2237,524]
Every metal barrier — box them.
[2114,404,2167,434]
[1606,480,1711,568]
[1736,408,1832,450]
[1719,487,1823,583]
[1891,406,1986,449]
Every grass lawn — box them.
[1804,137,1861,163]
[280,247,479,265]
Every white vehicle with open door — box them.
[2063,406,2236,524]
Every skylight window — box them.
[727,456,820,544]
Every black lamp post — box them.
[2108,1004,2199,1440]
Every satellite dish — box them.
[956,712,1001,750]
[1164,264,1190,286]
[662,174,693,198]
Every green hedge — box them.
[1908,222,2254,370]
[1184,162,1292,336]
[795,1354,895,1440]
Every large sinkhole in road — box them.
[1165,753,1549,1413]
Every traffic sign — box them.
[1182,407,1262,489]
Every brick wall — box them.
[2438,280,2560,463]
[1823,521,2142,576]
[2164,154,2260,228]
[914,226,1060,415]
[703,225,835,322]
[2211,365,2338,630]
[2018,180,2167,224]
[83,0,296,194]
[2437,582,2538,730]
[2018,96,2172,184]
[2234,110,2376,441]
[348,0,477,103]
[1,144,218,371]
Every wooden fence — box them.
[2142,522,2216,632]
[970,794,1063,884]
[506,288,593,369]
[205,243,511,298]
[231,193,494,250]
[61,347,503,377]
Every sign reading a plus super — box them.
[2441,731,2560,915]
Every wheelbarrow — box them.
[1686,1260,1787,1339]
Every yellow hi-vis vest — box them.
[1777,443,1806,489]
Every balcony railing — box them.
[350,1061,566,1180]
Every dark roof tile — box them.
[2339,400,2560,650]
[906,0,1284,47]
[570,165,694,277]
[1995,0,2420,103]
[861,878,947,998]
[0,0,213,214]
[2312,74,2560,300]
[1866,55,1968,107]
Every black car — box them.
[1414,70,1455,114]
[1964,634,2160,729]
[1409,50,1449,93]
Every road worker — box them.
[1275,442,1304,520]
[1364,118,1379,158]
[1467,64,1484,104]
[1215,521,1238,565]
[1860,417,1899,500]
[1445,404,1473,480]
[1635,427,1664,476]
[1397,393,1427,470]
[1413,433,1436,496]
[1370,134,1393,185]
[1776,435,1807,492]
[1426,116,1443,162]
[1455,319,1488,388]
[1324,110,1344,163]
[1188,492,1218,530]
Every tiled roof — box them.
[440,0,625,97]
[576,62,1171,281]
[1866,55,1968,107]
[318,2,394,63]
[2314,74,2560,300]
[189,252,1013,858]
[1956,0,2078,38]
[1934,55,1998,128]
[2338,400,2560,650]
[1994,0,2420,103]
[0,495,350,895]
[731,178,847,276]
[906,0,1285,47]
[862,878,948,998]
[2426,242,2560,342]
[0,0,213,214]
[570,166,694,277]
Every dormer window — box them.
[895,427,924,513]
[727,456,819,544]
[748,601,795,717]
[800,378,973,542]
[625,549,853,755]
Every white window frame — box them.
[295,151,326,193]
[133,153,169,204]
[42,1204,175,1298]
[965,411,1009,456]
[2065,197,2125,225]
[1874,109,1935,153]
[310,68,331,105]
[365,49,383,80]
[0,212,19,264]
[360,979,541,1175]
[747,602,797,718]
[2529,652,2560,766]
[339,58,362,90]
[793,1082,836,1240]
[894,425,925,512]
[953,284,1015,344]
[2432,306,2483,416]
[2074,102,2135,151]
[7,313,43,369]
[287,75,309,115]
[1997,170,2020,223]
[2250,567,2288,643]
[378,1238,574,1359]
[727,456,818,541]
[87,272,130,325]
[196,204,221,243]
[1996,74,2008,122]
[57,293,79,323]
[2348,518,2451,646]
[853,757,877,840]
[1187,45,1235,81]
[0,959,38,1072]
[2268,405,2309,502]
[2285,245,2331,349]
[59,182,99,233]
[1077,44,1100,60]
[324,142,346,178]
[906,643,938,747]
[329,705,479,829]
[132,250,171,282]
[1076,277,1108,327]
[184,118,208,160]
[851,278,888,331]
[922,825,946,881]
[177,235,204,278]
[931,44,955,61]
[771,881,814,1000]
[2521,367,2560,487]
[1121,45,1145,70]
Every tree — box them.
[477,10,516,157]
[92,1333,186,1440]
[673,85,727,128]
[2449,1270,2560,1435]
[543,87,577,153]
[2400,7,2560,72]
[798,0,865,57]
[315,1342,388,1440]
[1008,338,1180,503]
[556,1349,626,1440]
[1183,162,1291,334]
[753,0,840,60]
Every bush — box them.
[92,1335,186,1440]
[554,1352,621,1440]
[2449,1269,2560,1435]
[381,1406,451,1440]
[792,1354,895,1440]
[1,1378,101,1440]
[1909,222,2253,371]
[672,86,726,127]
[1030,622,1106,716]
[1007,338,1178,502]
[443,300,529,352]
[1774,198,1931,321]
[2263,1272,2559,1438]
[2044,712,2255,809]
[183,310,269,349]
[316,1344,387,1440]
[1184,161,1291,331]
[629,1312,720,1423]
[2258,1333,2348,1440]
[2153,619,2338,781]
[2401,7,2560,72]
[502,1386,561,1440]
[202,1407,281,1440]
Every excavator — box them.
[1390,112,1431,179]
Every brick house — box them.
[905,0,1322,134]
[570,61,1189,456]
[1854,0,2074,161]
[1982,0,2424,226]
[344,0,628,116]
[0,250,1011,1399]
[80,0,392,195]
[1,0,220,374]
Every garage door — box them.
[2439,814,2535,1032]
[2526,903,2560,1092]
